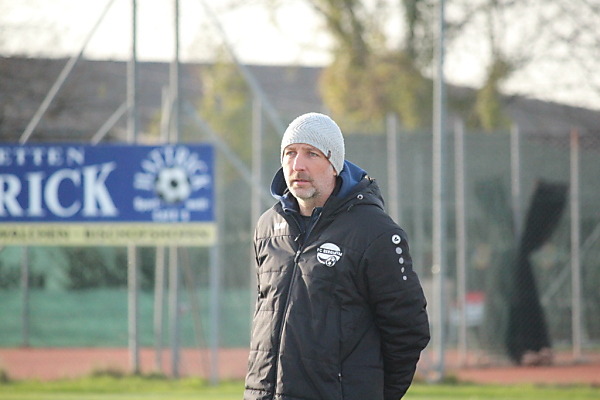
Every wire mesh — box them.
[1,123,599,374]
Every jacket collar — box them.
[270,160,379,214]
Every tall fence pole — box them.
[21,246,29,347]
[127,245,139,374]
[510,124,522,241]
[413,149,425,279]
[209,221,221,386]
[127,0,140,375]
[251,97,263,311]
[169,0,182,379]
[570,129,582,360]
[386,113,400,224]
[251,96,263,239]
[432,0,447,381]
[154,86,171,373]
[154,246,166,372]
[168,245,180,377]
[454,119,467,365]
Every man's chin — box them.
[290,188,315,200]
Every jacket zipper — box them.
[272,211,322,392]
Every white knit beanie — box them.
[281,112,345,174]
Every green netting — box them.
[0,288,252,347]
[1,129,599,362]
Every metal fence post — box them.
[154,246,166,373]
[209,236,220,385]
[511,123,522,241]
[21,246,29,348]
[570,129,582,360]
[387,113,399,224]
[251,96,263,317]
[127,0,140,375]
[432,0,447,381]
[169,246,181,378]
[154,86,171,373]
[454,119,467,365]
[127,245,139,373]
[169,0,182,379]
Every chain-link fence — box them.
[1,120,599,375]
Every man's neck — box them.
[297,200,317,217]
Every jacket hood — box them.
[270,160,378,212]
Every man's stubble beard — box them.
[286,173,317,201]
[290,185,317,201]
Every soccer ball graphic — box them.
[155,167,191,203]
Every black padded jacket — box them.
[244,161,430,400]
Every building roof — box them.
[0,57,326,144]
[1,56,598,144]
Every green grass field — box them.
[0,375,599,400]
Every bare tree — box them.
[451,0,600,128]
[213,0,600,130]
[261,0,437,129]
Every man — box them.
[244,113,430,400]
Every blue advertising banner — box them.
[0,144,215,245]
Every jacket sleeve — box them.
[362,228,430,399]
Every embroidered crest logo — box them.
[317,243,343,267]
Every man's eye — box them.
[309,152,318,157]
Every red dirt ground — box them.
[0,347,599,385]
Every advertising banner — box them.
[0,144,215,246]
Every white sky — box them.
[1,0,599,111]
[0,0,334,65]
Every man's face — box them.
[282,143,337,209]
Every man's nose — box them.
[292,154,307,171]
